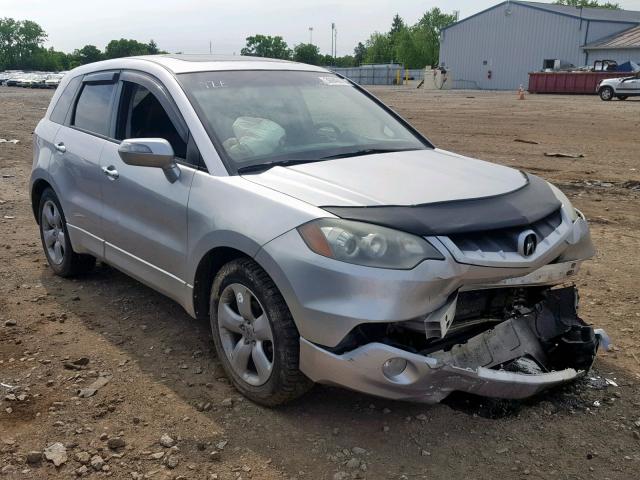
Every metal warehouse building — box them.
[439,1,640,90]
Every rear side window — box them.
[50,76,82,125]
[72,83,116,137]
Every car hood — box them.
[241,148,528,207]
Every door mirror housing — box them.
[118,138,180,183]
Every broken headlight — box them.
[297,218,444,269]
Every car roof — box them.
[121,54,330,74]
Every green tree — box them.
[413,7,457,67]
[147,39,159,54]
[364,32,394,64]
[553,0,620,8]
[0,18,47,69]
[104,38,153,59]
[241,35,291,59]
[389,14,405,35]
[333,55,355,68]
[360,8,455,68]
[353,42,367,65]
[74,44,102,64]
[293,43,321,65]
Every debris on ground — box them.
[544,152,584,158]
[0,139,19,144]
[514,138,539,144]
[43,442,67,467]
[76,375,111,398]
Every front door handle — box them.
[54,142,66,153]
[101,165,119,180]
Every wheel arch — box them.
[31,178,54,224]
[191,238,295,324]
[192,246,251,320]
[599,85,614,95]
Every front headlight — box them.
[548,183,578,221]
[297,218,444,269]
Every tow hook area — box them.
[299,286,606,403]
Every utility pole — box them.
[209,41,212,54]
[333,25,337,60]
[331,23,335,64]
[309,27,313,44]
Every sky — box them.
[4,0,640,56]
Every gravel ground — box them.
[1,86,639,480]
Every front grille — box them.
[448,209,562,254]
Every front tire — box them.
[209,258,313,406]
[38,188,96,277]
[599,86,614,101]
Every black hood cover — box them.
[322,173,562,236]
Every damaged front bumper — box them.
[299,287,603,403]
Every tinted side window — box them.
[72,83,116,136]
[50,76,82,125]
[116,82,187,159]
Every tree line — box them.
[241,8,457,69]
[0,18,164,71]
[1,1,620,72]
[1,8,455,72]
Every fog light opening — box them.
[382,357,408,380]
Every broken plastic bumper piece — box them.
[299,286,603,403]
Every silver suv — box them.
[31,55,603,405]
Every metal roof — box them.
[516,1,640,22]
[443,1,640,31]
[583,24,640,49]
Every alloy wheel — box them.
[217,283,275,386]
[42,200,65,265]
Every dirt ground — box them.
[1,86,639,480]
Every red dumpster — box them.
[528,71,623,94]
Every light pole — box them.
[331,23,335,63]
[333,25,337,60]
[309,27,313,45]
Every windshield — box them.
[179,70,429,172]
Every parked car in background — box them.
[16,73,40,87]
[45,73,65,89]
[30,55,605,406]
[1,71,65,88]
[3,72,25,86]
[598,71,640,100]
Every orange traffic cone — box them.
[518,85,526,100]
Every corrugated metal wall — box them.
[439,2,636,90]
[585,48,640,64]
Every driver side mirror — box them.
[118,138,180,183]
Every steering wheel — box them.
[314,122,342,142]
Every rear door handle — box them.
[54,142,66,153]
[101,165,119,180]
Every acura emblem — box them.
[517,230,538,257]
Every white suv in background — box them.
[598,71,640,100]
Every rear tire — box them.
[38,188,96,277]
[599,86,614,101]
[209,258,313,406]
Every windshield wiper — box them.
[237,159,319,174]
[237,148,421,174]
[318,147,420,160]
